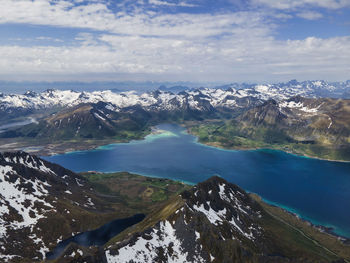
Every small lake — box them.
[44,124,350,238]
[46,214,145,260]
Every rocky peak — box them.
[240,99,287,126]
[105,176,346,263]
[105,176,266,263]
[24,90,38,97]
[182,176,263,241]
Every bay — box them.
[43,124,350,238]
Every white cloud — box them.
[253,0,350,10]
[149,0,196,7]
[35,36,64,42]
[296,11,323,20]
[0,0,348,81]
[0,1,265,39]
[0,33,349,82]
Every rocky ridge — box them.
[104,177,344,263]
[0,151,110,262]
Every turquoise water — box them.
[44,124,350,238]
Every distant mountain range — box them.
[1,80,349,122]
[0,152,348,262]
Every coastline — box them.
[251,193,350,260]
[1,122,349,163]
[255,194,350,242]
[0,129,156,157]
[186,128,350,163]
[0,126,182,157]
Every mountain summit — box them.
[105,176,344,263]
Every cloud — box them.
[148,0,197,7]
[0,32,349,82]
[0,1,265,39]
[296,11,323,20]
[36,36,64,42]
[0,0,348,82]
[253,0,350,10]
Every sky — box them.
[0,0,349,83]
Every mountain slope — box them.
[191,97,350,160]
[0,152,113,262]
[0,152,192,263]
[0,151,125,262]
[0,102,152,141]
[104,177,345,263]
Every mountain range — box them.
[191,96,350,161]
[1,80,350,122]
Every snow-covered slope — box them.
[218,80,350,99]
[106,179,263,263]
[0,151,105,262]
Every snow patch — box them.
[106,220,206,263]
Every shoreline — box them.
[1,123,350,164]
[0,129,156,157]
[251,193,350,261]
[1,122,349,162]
[258,196,350,243]
[186,129,350,163]
[0,126,179,157]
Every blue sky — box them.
[0,0,349,83]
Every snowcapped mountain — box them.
[106,177,263,263]
[240,96,350,138]
[0,88,261,115]
[103,176,341,263]
[218,80,350,99]
[0,102,153,140]
[0,80,348,122]
[0,151,114,262]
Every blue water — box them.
[46,214,145,260]
[43,124,350,238]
